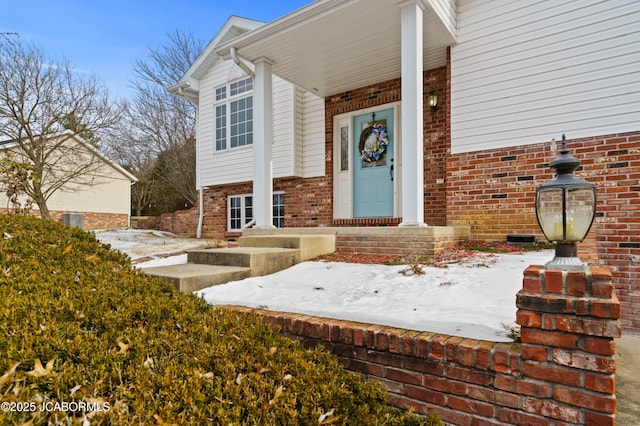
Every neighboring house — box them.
[0,131,137,228]
[169,1,639,332]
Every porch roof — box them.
[216,0,457,97]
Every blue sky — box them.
[0,0,311,99]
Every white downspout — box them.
[194,101,204,239]
[129,181,135,227]
[196,187,204,238]
[230,47,255,79]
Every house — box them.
[0,130,137,228]
[168,1,639,333]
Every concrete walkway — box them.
[616,334,640,425]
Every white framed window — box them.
[214,77,253,151]
[228,192,285,231]
[272,193,285,228]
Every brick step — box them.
[142,264,251,293]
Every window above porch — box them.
[214,77,254,151]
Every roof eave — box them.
[171,16,266,98]
[216,0,354,58]
[167,80,200,104]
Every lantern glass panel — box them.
[536,188,564,241]
[566,187,595,241]
[536,186,595,242]
[429,94,437,108]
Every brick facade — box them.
[228,265,621,425]
[141,66,449,239]
[324,66,449,226]
[2,209,129,229]
[139,63,639,333]
[64,211,129,229]
[447,132,640,333]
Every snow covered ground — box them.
[95,228,554,342]
[94,228,209,264]
[197,252,552,342]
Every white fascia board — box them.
[175,16,265,90]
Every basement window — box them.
[228,192,284,231]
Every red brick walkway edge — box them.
[224,266,621,425]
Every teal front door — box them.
[353,108,394,217]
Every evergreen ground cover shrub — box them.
[0,215,440,425]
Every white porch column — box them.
[399,0,427,227]
[253,58,275,228]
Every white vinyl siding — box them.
[0,137,133,216]
[294,88,305,177]
[451,0,640,154]
[272,78,296,178]
[301,90,325,177]
[198,58,326,187]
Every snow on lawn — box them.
[198,250,553,342]
[94,228,554,342]
[93,228,208,262]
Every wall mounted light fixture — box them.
[428,91,438,119]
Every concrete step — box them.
[238,234,335,261]
[187,247,301,277]
[142,264,251,293]
[141,234,336,294]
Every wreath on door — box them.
[359,117,389,163]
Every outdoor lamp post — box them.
[535,135,596,270]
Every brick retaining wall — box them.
[51,211,130,229]
[1,209,130,229]
[227,265,621,425]
[137,208,200,237]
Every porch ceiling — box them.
[217,0,456,97]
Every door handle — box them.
[390,158,394,181]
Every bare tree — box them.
[152,135,196,207]
[103,114,158,217]
[128,30,203,206]
[0,37,122,219]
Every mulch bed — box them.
[315,241,547,266]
